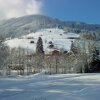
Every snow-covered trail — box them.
[0,74,100,100]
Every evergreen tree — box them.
[92,48,99,61]
[70,41,78,54]
[89,47,100,72]
[36,37,44,55]
[0,36,9,71]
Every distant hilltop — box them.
[0,15,100,39]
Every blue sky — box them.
[43,0,100,24]
[0,0,100,24]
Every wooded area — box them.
[0,34,100,76]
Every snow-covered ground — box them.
[5,28,79,53]
[0,73,100,100]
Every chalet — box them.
[48,44,54,48]
[7,64,24,70]
[30,41,35,44]
[27,37,34,39]
[63,51,68,54]
[60,34,62,36]
[50,50,61,56]
[48,41,53,44]
[67,37,80,39]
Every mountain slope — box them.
[0,15,100,38]
[5,28,80,53]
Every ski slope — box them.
[0,74,100,100]
[5,28,79,53]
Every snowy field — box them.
[0,73,100,100]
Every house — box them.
[30,41,35,44]
[50,50,61,56]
